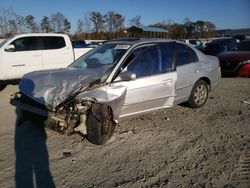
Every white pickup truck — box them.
[0,33,93,90]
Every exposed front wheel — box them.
[187,80,209,108]
[86,103,116,145]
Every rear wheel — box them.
[187,80,209,108]
[0,81,7,91]
[86,103,116,145]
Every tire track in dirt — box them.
[231,135,250,187]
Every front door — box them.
[2,36,43,80]
[113,42,177,118]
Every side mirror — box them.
[4,44,15,52]
[119,71,136,81]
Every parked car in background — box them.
[217,40,250,77]
[10,39,220,145]
[0,33,93,91]
[181,39,203,47]
[233,35,246,42]
[204,38,238,56]
[181,39,206,53]
[72,40,87,48]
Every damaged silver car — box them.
[10,39,221,145]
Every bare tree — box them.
[89,11,105,33]
[105,11,125,32]
[16,15,27,33]
[41,16,51,33]
[63,18,71,33]
[204,21,216,31]
[129,15,142,27]
[183,18,195,38]
[0,8,18,36]
[25,15,38,32]
[195,20,206,38]
[8,19,18,34]
[105,11,115,32]
[83,13,92,33]
[50,12,66,33]
[76,19,84,34]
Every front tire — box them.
[187,80,209,108]
[86,103,116,145]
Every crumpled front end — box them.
[51,84,127,136]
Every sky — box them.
[1,0,250,33]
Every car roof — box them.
[13,33,68,38]
[106,38,175,45]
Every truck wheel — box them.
[0,81,7,91]
[86,103,116,145]
[187,80,209,108]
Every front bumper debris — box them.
[10,92,65,123]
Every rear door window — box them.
[42,36,66,50]
[126,43,175,78]
[175,43,199,66]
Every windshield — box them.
[69,43,129,82]
[0,36,14,48]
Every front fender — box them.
[76,85,127,120]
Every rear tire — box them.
[0,81,7,91]
[187,80,209,108]
[86,103,116,145]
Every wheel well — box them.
[199,77,211,91]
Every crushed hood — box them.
[19,68,103,109]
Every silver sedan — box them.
[11,39,221,145]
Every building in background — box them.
[127,26,168,38]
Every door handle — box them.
[33,54,41,57]
[12,64,25,67]
[194,67,200,73]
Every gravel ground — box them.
[0,78,250,188]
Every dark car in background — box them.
[72,40,87,48]
[233,35,246,42]
[204,38,238,56]
[217,40,250,77]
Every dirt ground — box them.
[0,78,250,188]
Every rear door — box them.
[41,36,74,70]
[2,36,43,79]
[175,43,201,104]
[113,42,177,118]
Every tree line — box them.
[149,18,217,39]
[0,8,71,37]
[0,7,217,39]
